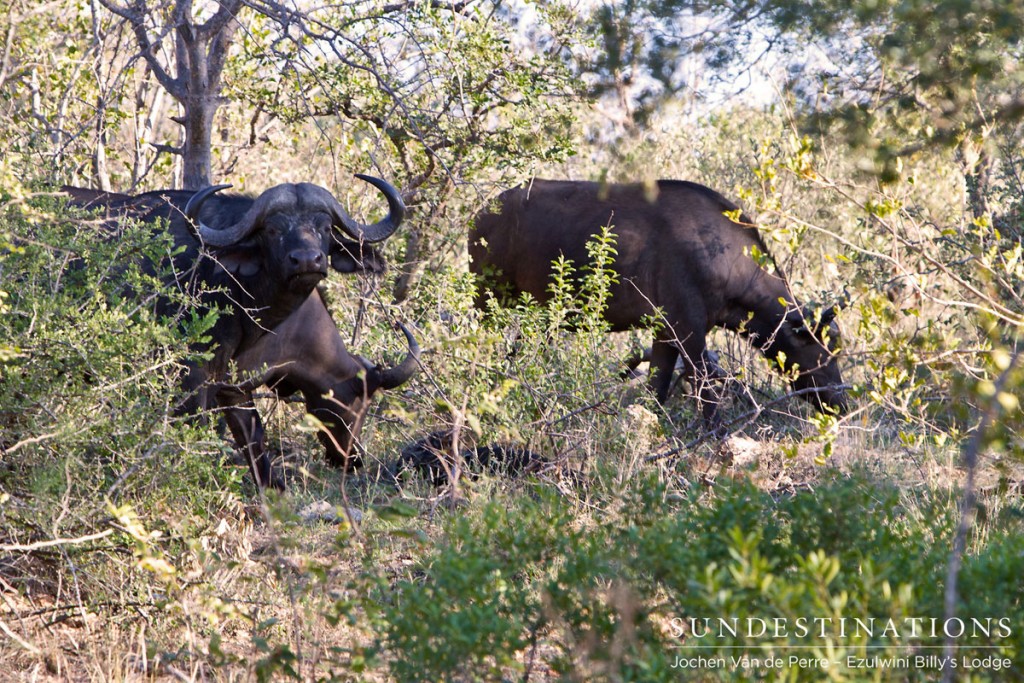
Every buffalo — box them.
[63,177,405,487]
[394,430,547,487]
[225,288,421,484]
[470,178,847,422]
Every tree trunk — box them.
[175,2,238,190]
[180,92,217,190]
[100,0,242,189]
[958,136,992,222]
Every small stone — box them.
[298,500,363,525]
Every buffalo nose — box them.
[289,248,324,273]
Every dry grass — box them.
[5,411,1019,681]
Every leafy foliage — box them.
[3,0,1024,680]
[379,474,1024,681]
[0,195,235,552]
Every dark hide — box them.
[470,179,847,421]
[393,430,547,487]
[227,289,420,479]
[63,178,404,489]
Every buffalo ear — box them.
[816,305,837,331]
[784,308,810,335]
[215,246,262,276]
[331,240,387,274]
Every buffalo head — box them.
[777,303,847,413]
[186,175,404,294]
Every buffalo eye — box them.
[313,213,332,235]
[263,215,288,239]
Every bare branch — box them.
[376,0,468,12]
[0,528,114,552]
[941,349,1021,683]
[2,431,62,455]
[151,143,186,161]
[896,97,1024,159]
[96,0,184,97]
[0,618,40,655]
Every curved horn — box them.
[184,184,251,247]
[329,174,406,244]
[378,322,421,390]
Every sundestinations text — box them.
[670,617,1012,641]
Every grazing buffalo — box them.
[226,289,421,483]
[470,179,847,421]
[63,176,405,487]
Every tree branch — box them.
[96,0,184,98]
[0,528,114,552]
[941,349,1021,683]
[896,97,1024,159]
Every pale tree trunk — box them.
[93,105,111,191]
[180,93,217,190]
[98,0,243,189]
[173,2,237,190]
[131,74,168,187]
[88,0,111,190]
[958,135,992,222]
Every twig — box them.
[0,618,40,655]
[105,442,171,500]
[543,397,615,427]
[1,528,114,552]
[2,431,61,456]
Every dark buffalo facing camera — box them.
[227,289,421,479]
[63,176,405,488]
[470,178,847,423]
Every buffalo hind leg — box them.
[649,340,680,404]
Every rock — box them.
[298,500,363,525]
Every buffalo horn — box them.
[328,174,406,244]
[184,184,239,247]
[378,322,421,390]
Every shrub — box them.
[378,473,1024,681]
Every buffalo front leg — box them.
[669,335,725,430]
[219,391,285,491]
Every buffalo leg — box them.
[219,392,284,491]
[648,339,680,404]
[665,334,725,428]
[308,389,364,471]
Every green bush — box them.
[378,474,1024,682]
[0,195,240,593]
